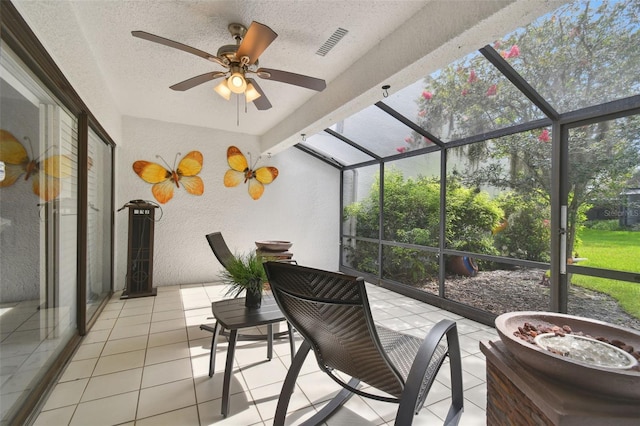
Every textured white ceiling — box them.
[11,0,564,153]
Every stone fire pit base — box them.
[481,340,640,426]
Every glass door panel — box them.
[86,128,112,321]
[0,46,78,423]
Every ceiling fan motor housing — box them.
[216,23,247,64]
[217,44,258,69]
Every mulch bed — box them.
[419,267,640,330]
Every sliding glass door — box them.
[0,45,79,424]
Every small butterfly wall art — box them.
[132,151,204,204]
[0,129,72,201]
[224,146,278,200]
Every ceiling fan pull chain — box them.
[237,94,240,126]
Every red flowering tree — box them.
[404,0,640,260]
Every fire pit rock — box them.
[495,311,640,401]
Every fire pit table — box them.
[481,311,640,425]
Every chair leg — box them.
[200,322,222,378]
[273,339,360,426]
[267,323,273,360]
[273,339,311,426]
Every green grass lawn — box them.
[572,228,640,318]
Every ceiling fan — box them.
[132,21,327,110]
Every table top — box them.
[211,294,286,330]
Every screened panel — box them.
[381,245,438,296]
[318,0,640,330]
[342,237,379,276]
[386,50,545,146]
[383,154,440,245]
[497,0,640,113]
[380,80,424,125]
[444,165,500,256]
[329,105,417,157]
[569,274,640,331]
[567,115,640,275]
[446,131,552,263]
[443,259,550,315]
[301,132,373,166]
[342,165,380,238]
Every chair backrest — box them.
[263,261,405,398]
[205,232,234,270]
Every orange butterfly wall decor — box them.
[0,129,72,201]
[132,151,204,204]
[224,146,278,200]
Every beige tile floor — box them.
[32,282,497,425]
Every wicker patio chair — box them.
[205,231,234,270]
[263,261,464,426]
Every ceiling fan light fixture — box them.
[228,71,247,94]
[214,80,232,100]
[244,82,261,102]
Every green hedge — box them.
[344,170,552,285]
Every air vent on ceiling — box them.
[316,28,348,56]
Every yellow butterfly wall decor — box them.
[0,129,72,201]
[132,151,204,204]
[224,146,278,200]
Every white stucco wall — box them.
[116,116,340,289]
[12,0,124,143]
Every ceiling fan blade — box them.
[132,31,228,68]
[170,71,226,91]
[236,22,278,65]
[257,68,326,91]
[246,78,272,110]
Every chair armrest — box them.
[395,319,463,425]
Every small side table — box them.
[205,295,294,417]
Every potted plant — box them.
[220,250,267,309]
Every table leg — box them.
[267,324,273,360]
[222,329,238,417]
